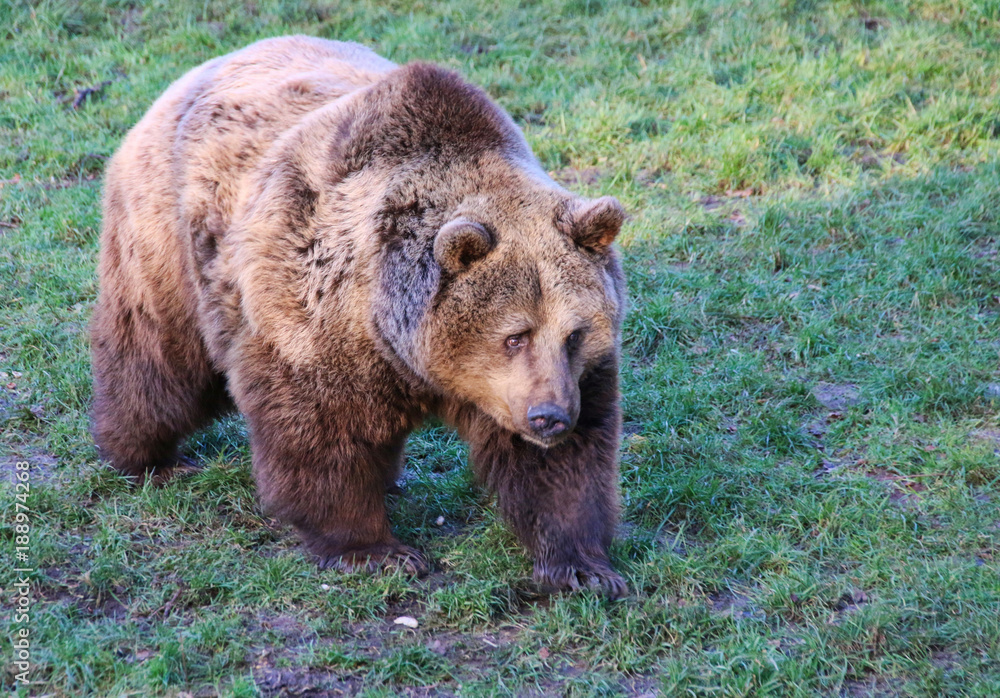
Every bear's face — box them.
[418,191,626,447]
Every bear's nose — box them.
[526,403,570,439]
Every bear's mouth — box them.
[518,426,575,449]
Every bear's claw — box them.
[317,544,429,577]
[533,561,628,599]
[144,455,203,487]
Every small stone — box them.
[394,615,418,629]
[435,516,445,526]
[320,583,330,591]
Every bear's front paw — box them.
[533,558,628,599]
[316,542,429,577]
[147,455,203,486]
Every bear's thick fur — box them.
[91,36,628,596]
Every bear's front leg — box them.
[231,352,427,576]
[462,365,627,598]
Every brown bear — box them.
[91,36,628,597]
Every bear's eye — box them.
[566,330,583,350]
[505,334,527,350]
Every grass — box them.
[2,0,1000,695]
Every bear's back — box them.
[100,36,396,321]
[177,36,396,245]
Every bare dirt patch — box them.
[698,188,756,211]
[930,650,961,671]
[868,467,932,507]
[260,613,312,640]
[815,453,862,476]
[810,382,861,411]
[254,666,362,697]
[698,188,756,226]
[0,451,58,484]
[971,428,1000,453]
[804,408,850,446]
[709,589,762,620]
[841,676,904,697]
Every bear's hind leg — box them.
[91,297,232,483]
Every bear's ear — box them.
[434,218,494,274]
[569,196,626,253]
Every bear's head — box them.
[373,161,626,447]
[420,191,626,447]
